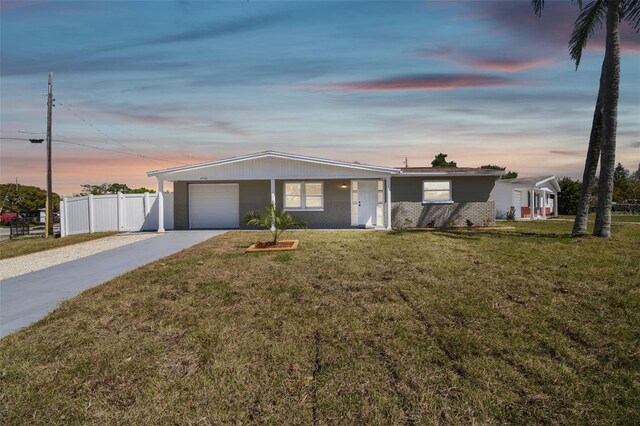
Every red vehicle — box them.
[1,212,18,224]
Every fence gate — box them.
[9,218,30,239]
[60,192,173,237]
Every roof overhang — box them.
[499,175,560,192]
[535,176,561,192]
[147,150,400,179]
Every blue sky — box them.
[1,0,638,194]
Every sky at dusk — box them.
[1,0,639,195]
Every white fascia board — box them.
[536,176,560,192]
[534,176,556,186]
[147,151,400,177]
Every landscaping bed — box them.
[1,221,638,424]
[245,240,299,252]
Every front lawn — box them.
[1,222,638,424]
[0,232,118,260]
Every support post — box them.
[386,176,392,230]
[144,192,150,215]
[60,198,66,237]
[530,189,535,220]
[157,178,165,232]
[117,191,123,231]
[554,193,558,217]
[542,192,547,219]
[46,72,53,238]
[88,194,95,233]
[270,179,276,232]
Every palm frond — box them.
[569,0,606,68]
[623,0,640,31]
[531,0,545,17]
[244,205,307,243]
[532,0,584,17]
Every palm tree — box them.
[245,205,307,244]
[532,0,640,237]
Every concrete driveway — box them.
[0,230,224,338]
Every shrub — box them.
[465,219,474,228]
[506,207,516,221]
[426,220,436,228]
[244,205,307,244]
[446,218,456,227]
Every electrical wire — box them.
[56,100,132,152]
[1,137,189,166]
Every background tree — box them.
[614,162,630,185]
[127,187,156,194]
[78,183,155,196]
[632,163,640,181]
[558,177,582,215]
[612,163,640,202]
[431,153,457,167]
[0,183,60,213]
[480,164,518,179]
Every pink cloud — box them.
[421,47,553,73]
[0,0,45,10]
[300,74,517,92]
[469,2,640,58]
[458,57,553,72]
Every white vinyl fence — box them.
[60,192,174,237]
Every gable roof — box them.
[147,150,506,179]
[499,176,560,191]
[147,150,400,177]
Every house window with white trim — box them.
[284,182,324,210]
[422,180,452,203]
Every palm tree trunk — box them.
[572,72,603,235]
[593,0,621,238]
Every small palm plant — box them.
[245,205,307,245]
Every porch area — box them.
[513,188,557,220]
[155,178,392,231]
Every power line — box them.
[1,137,189,166]
[56,100,132,152]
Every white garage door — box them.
[189,183,239,229]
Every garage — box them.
[189,183,239,229]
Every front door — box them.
[356,181,378,227]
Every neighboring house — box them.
[147,151,503,231]
[495,176,560,220]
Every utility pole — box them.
[46,72,53,238]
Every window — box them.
[284,182,324,210]
[422,180,452,203]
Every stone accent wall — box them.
[391,201,496,228]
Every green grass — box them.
[1,222,639,424]
[556,213,640,223]
[0,232,118,260]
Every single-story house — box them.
[495,176,560,219]
[147,151,504,231]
